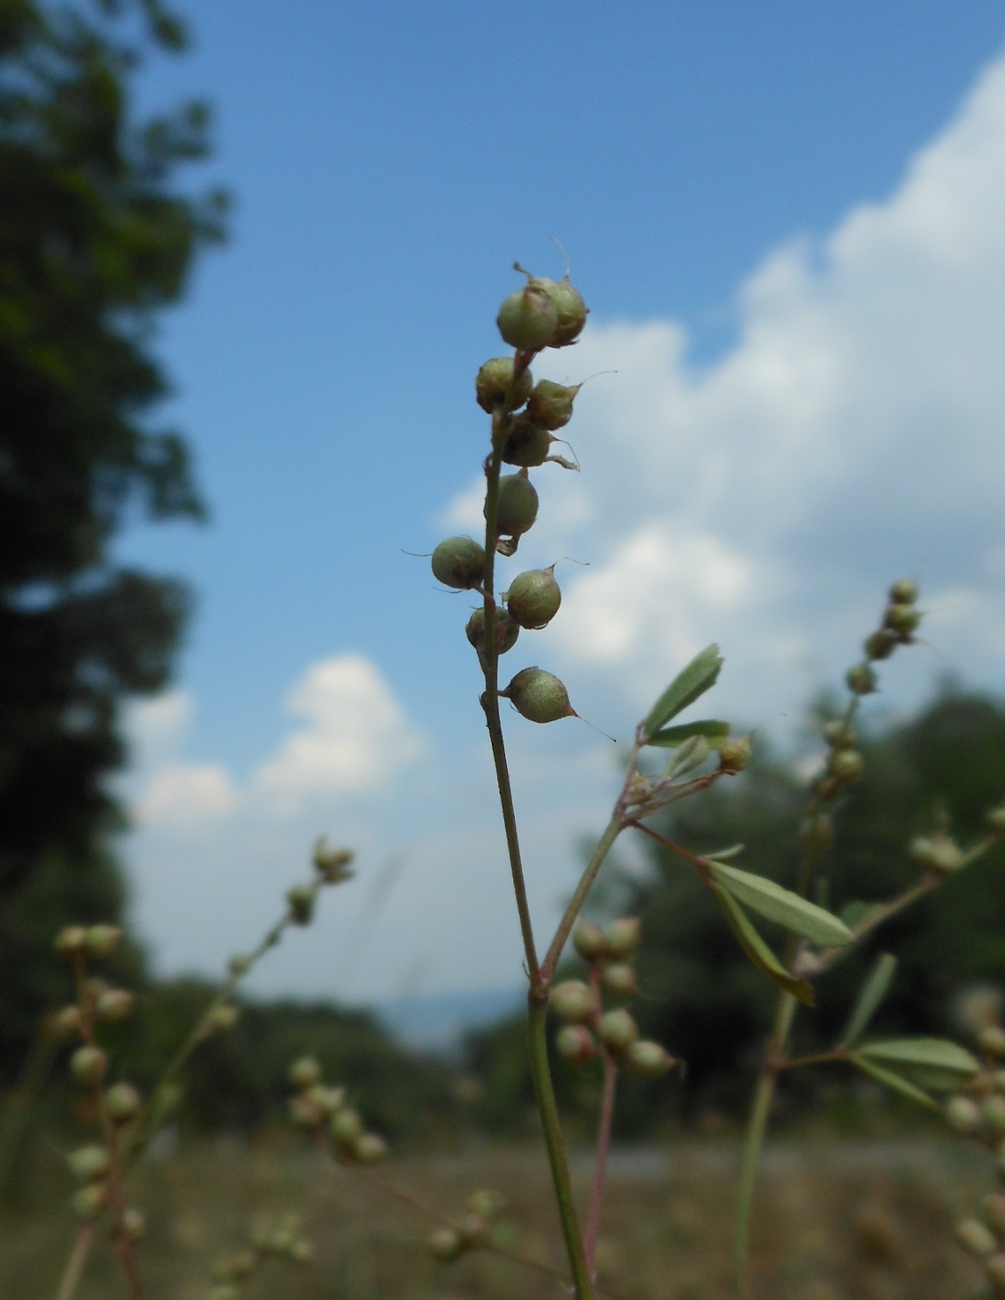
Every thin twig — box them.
[584,1052,618,1277]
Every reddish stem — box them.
[585,1051,618,1278]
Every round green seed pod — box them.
[885,602,922,636]
[286,885,315,925]
[50,1004,84,1040]
[428,1226,464,1263]
[605,918,642,958]
[625,1040,677,1080]
[530,276,589,347]
[497,283,558,351]
[501,414,553,467]
[527,379,581,430]
[54,926,88,959]
[352,1133,388,1165]
[549,979,598,1024]
[288,1056,322,1089]
[828,748,864,784]
[846,663,877,695]
[121,1207,146,1241]
[598,1008,638,1055]
[956,1218,997,1258]
[719,735,753,773]
[889,579,918,605]
[946,1093,983,1134]
[910,834,964,874]
[67,1145,111,1183]
[865,630,896,660]
[475,357,533,413]
[986,806,1005,837]
[573,919,607,961]
[330,1107,364,1146]
[503,667,575,723]
[95,989,136,1024]
[71,1045,109,1088]
[465,608,519,658]
[104,1082,141,1124]
[823,721,856,749]
[494,473,539,538]
[431,536,486,590]
[600,962,639,998]
[506,567,562,629]
[72,1184,106,1221]
[469,1190,503,1221]
[84,924,122,959]
[555,1024,598,1065]
[980,1026,1005,1060]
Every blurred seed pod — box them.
[549,980,598,1024]
[598,1008,638,1055]
[476,357,533,413]
[625,1040,677,1080]
[288,1056,322,1089]
[556,1024,598,1065]
[84,925,122,959]
[70,1046,109,1088]
[105,1082,142,1124]
[431,536,486,590]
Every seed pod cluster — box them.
[426,1189,505,1266]
[550,917,677,1080]
[286,1058,387,1167]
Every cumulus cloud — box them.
[444,52,1005,721]
[253,653,425,811]
[137,762,240,829]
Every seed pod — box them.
[67,1145,111,1183]
[865,630,896,660]
[828,748,864,785]
[824,721,856,749]
[530,276,589,347]
[352,1133,388,1164]
[890,579,918,605]
[85,925,122,959]
[493,472,539,538]
[431,536,486,590]
[72,1184,106,1221]
[54,926,88,959]
[598,1008,638,1055]
[885,602,921,637]
[205,1003,239,1033]
[981,1027,1005,1059]
[312,842,355,883]
[428,1227,464,1263]
[286,885,315,925]
[465,608,520,658]
[956,1218,997,1258]
[506,567,562,629]
[719,736,752,774]
[306,1084,346,1117]
[497,281,559,351]
[475,357,533,412]
[501,413,553,467]
[946,1094,983,1134]
[846,663,877,695]
[50,1005,84,1040]
[105,1082,141,1124]
[95,989,136,1024]
[556,1024,598,1065]
[600,962,639,998]
[549,979,599,1024]
[288,1057,323,1089]
[909,834,964,874]
[986,806,1005,837]
[228,952,252,976]
[121,1208,146,1241]
[71,1045,109,1088]
[460,1211,490,1245]
[469,1190,503,1221]
[330,1107,364,1146]
[527,379,581,430]
[625,1040,677,1080]
[798,813,835,852]
[573,919,607,961]
[502,667,575,724]
[605,918,642,958]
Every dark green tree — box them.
[0,0,226,1074]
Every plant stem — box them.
[527,993,596,1299]
[54,1226,96,1300]
[585,1052,618,1277]
[542,811,622,982]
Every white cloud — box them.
[123,689,192,771]
[253,653,425,812]
[137,762,240,829]
[440,52,1005,723]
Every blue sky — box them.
[113,3,1005,1004]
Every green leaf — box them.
[711,884,814,1005]
[851,1057,941,1113]
[841,954,897,1048]
[840,900,886,933]
[646,719,731,749]
[707,862,854,948]
[856,1037,979,1090]
[642,645,723,742]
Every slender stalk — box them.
[584,1053,618,1277]
[542,812,622,982]
[54,1226,96,1300]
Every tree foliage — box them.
[0,0,225,1076]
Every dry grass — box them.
[0,1136,996,1299]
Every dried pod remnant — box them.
[527,379,581,430]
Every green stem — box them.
[54,1226,96,1300]
[734,992,797,1298]
[542,811,622,982]
[527,993,595,1299]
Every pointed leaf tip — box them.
[642,645,723,742]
